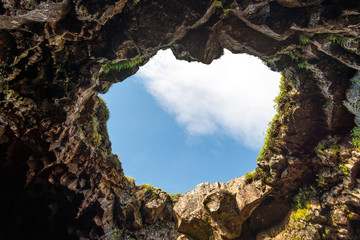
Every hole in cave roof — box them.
[100,49,281,193]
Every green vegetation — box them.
[257,74,288,162]
[351,126,360,150]
[339,163,349,176]
[91,115,102,146]
[102,57,144,74]
[257,115,278,162]
[322,227,330,238]
[328,34,343,45]
[98,97,110,122]
[78,126,84,134]
[315,141,326,155]
[267,57,280,63]
[81,97,111,148]
[214,0,222,7]
[125,176,136,184]
[297,61,316,72]
[323,102,334,111]
[290,188,313,231]
[289,50,299,61]
[169,193,182,203]
[140,184,161,199]
[291,208,310,221]
[245,170,256,183]
[316,174,327,187]
[223,8,231,17]
[299,34,310,45]
[294,188,311,209]
[331,144,340,155]
[330,213,335,223]
[287,46,316,72]
[327,34,352,49]
[295,189,305,209]
[313,140,340,158]
[273,74,288,108]
[110,228,122,240]
[297,62,307,69]
[142,183,157,192]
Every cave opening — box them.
[100,49,281,193]
[1,0,360,239]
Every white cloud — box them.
[135,49,281,150]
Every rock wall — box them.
[0,0,360,239]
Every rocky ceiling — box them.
[1,0,360,239]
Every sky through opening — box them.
[101,50,281,194]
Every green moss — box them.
[351,126,360,150]
[142,183,157,192]
[92,128,102,146]
[85,97,111,148]
[297,61,317,72]
[214,0,222,7]
[315,141,326,155]
[169,193,182,203]
[223,8,231,17]
[78,126,84,134]
[125,176,136,185]
[257,116,277,162]
[90,116,100,145]
[267,57,280,63]
[98,97,110,122]
[245,170,256,183]
[92,115,98,124]
[274,74,288,107]
[331,144,340,155]
[90,115,102,146]
[330,213,335,223]
[140,184,160,199]
[322,226,330,238]
[110,228,122,240]
[323,102,334,111]
[297,61,311,70]
[291,208,310,221]
[289,50,299,61]
[102,57,144,74]
[257,72,296,164]
[257,76,284,162]
[339,163,349,176]
[316,174,327,187]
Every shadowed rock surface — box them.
[0,0,360,239]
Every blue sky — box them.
[100,50,280,194]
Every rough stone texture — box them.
[1,0,360,239]
[173,178,271,239]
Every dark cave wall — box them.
[0,0,360,239]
